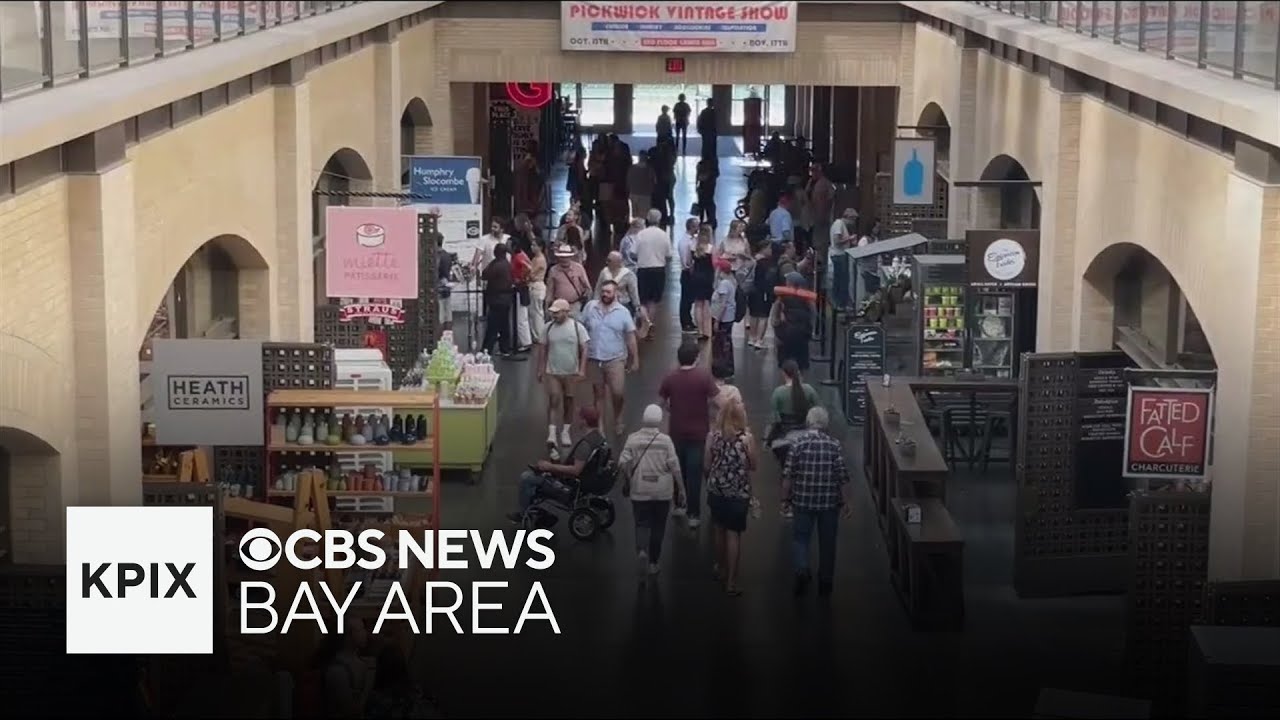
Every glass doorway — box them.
[557,83,617,128]
[730,84,786,129]
[632,84,711,135]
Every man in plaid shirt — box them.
[781,406,853,597]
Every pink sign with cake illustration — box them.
[325,207,420,299]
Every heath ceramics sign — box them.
[151,339,265,446]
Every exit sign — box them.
[665,57,685,73]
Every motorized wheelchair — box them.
[517,444,619,541]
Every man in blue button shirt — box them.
[582,280,639,434]
[768,192,794,253]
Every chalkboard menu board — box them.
[1074,354,1131,509]
[843,323,886,424]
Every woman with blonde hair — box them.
[704,398,755,596]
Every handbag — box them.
[690,202,701,216]
[517,285,531,307]
[620,431,661,499]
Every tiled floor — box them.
[412,152,1132,718]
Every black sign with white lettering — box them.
[843,323,886,425]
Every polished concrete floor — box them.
[411,154,1132,717]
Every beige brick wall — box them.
[1244,187,1280,578]
[309,50,382,188]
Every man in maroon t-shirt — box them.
[658,341,719,529]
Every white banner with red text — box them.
[561,1,797,53]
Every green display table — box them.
[397,393,498,482]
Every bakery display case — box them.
[969,291,1016,379]
[913,255,968,377]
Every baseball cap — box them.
[550,298,571,313]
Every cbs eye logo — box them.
[238,528,283,571]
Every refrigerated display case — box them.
[913,255,967,377]
[969,291,1016,379]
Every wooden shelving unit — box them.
[264,388,442,531]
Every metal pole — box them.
[77,1,90,78]
[820,312,841,387]
[1231,0,1245,78]
[155,0,165,57]
[119,1,130,66]
[40,1,55,88]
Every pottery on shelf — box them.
[326,415,342,446]
[341,413,354,443]
[284,410,301,443]
[315,413,329,443]
[415,415,428,442]
[373,415,390,446]
[297,411,316,445]
[390,414,405,442]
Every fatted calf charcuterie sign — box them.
[1122,386,1213,480]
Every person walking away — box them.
[829,208,857,312]
[771,272,814,371]
[711,363,743,419]
[706,400,755,596]
[435,231,454,334]
[587,141,607,228]
[537,299,589,449]
[658,341,719,529]
[767,358,819,473]
[628,150,655,220]
[655,105,674,144]
[581,280,638,434]
[695,159,719,230]
[633,209,671,340]
[672,94,692,156]
[650,138,676,227]
[619,216,643,272]
[510,241,533,352]
[677,218,699,333]
[619,404,684,577]
[514,143,545,225]
[690,225,716,340]
[597,251,646,338]
[746,240,777,349]
[606,136,634,244]
[509,407,607,524]
[527,239,548,343]
[806,163,836,273]
[547,243,591,319]
[709,257,738,378]
[566,145,588,207]
[781,407,852,597]
[481,245,515,357]
[696,97,718,162]
[768,192,794,251]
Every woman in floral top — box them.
[705,400,756,596]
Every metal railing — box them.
[0,1,365,102]
[972,1,1280,89]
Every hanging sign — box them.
[892,137,936,206]
[1123,386,1214,480]
[842,323,886,425]
[966,229,1041,288]
[325,206,420,300]
[151,339,265,446]
[505,83,554,109]
[338,301,406,325]
[561,1,797,52]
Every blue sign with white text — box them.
[408,156,483,205]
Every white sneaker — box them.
[637,551,648,575]
[688,517,701,530]
[559,426,572,446]
[647,563,661,575]
[672,506,686,518]
[546,427,557,444]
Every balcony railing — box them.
[972,1,1280,89]
[0,1,365,102]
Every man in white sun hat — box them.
[546,243,591,319]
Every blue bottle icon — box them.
[902,148,925,198]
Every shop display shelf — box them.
[267,488,434,498]
[266,439,434,453]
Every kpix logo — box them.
[66,506,213,654]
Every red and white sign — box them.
[1122,387,1214,480]
[338,302,406,325]
[561,1,797,53]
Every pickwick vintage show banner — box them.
[561,1,797,52]
[325,207,420,300]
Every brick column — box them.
[373,35,404,193]
[947,30,982,238]
[271,58,315,341]
[1035,66,1085,352]
[64,125,142,509]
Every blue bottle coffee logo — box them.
[902,148,925,198]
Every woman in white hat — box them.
[618,404,684,577]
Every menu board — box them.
[1073,354,1131,508]
[843,323,886,425]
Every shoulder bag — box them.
[620,431,661,498]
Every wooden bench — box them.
[887,498,965,630]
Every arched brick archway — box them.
[312,148,375,305]
[974,154,1041,230]
[0,425,63,564]
[401,97,435,173]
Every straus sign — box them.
[339,300,406,325]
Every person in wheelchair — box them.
[507,407,609,527]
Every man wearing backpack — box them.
[537,298,590,449]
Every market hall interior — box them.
[1,0,1279,711]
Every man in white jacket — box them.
[619,404,685,576]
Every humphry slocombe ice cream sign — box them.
[151,339,264,446]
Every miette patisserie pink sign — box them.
[325,206,420,299]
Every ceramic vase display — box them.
[391,414,405,443]
[415,414,428,443]
[373,415,390,446]
[284,410,300,443]
[315,413,329,443]
[297,411,316,445]
[275,412,288,442]
[326,415,342,446]
[340,413,353,443]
